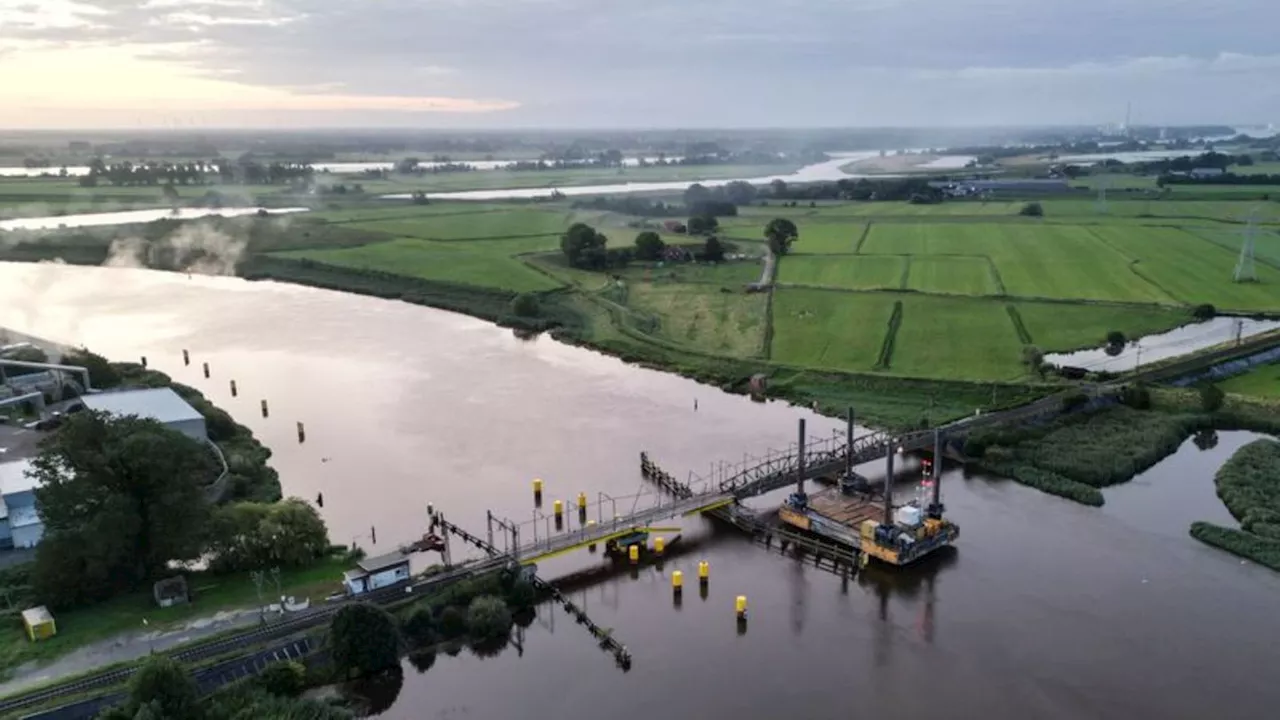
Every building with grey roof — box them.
[0,459,43,549]
[81,387,207,440]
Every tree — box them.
[401,605,437,646]
[205,498,330,574]
[560,223,608,269]
[1192,304,1217,320]
[1199,383,1225,413]
[764,218,799,255]
[1021,344,1044,376]
[60,348,121,389]
[505,578,536,610]
[466,595,513,642]
[722,180,757,205]
[125,654,201,719]
[687,215,719,236]
[438,605,467,639]
[1105,330,1127,348]
[1019,202,1044,217]
[331,603,402,678]
[703,236,725,263]
[510,293,540,318]
[30,412,215,606]
[633,231,665,261]
[683,183,712,207]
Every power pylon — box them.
[1233,210,1259,283]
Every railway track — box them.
[0,559,506,716]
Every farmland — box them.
[1219,362,1280,398]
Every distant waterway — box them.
[0,206,309,232]
[1,262,1278,720]
[1044,316,1280,373]
[0,157,687,178]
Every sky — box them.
[1,0,1278,129]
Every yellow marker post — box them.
[654,536,665,555]
[577,492,587,511]
[628,545,640,564]
[735,595,748,619]
[672,570,684,593]
[698,560,710,582]
[553,499,563,518]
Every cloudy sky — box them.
[1,0,1277,129]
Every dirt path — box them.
[0,607,266,696]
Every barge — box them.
[778,452,958,567]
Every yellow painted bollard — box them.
[735,595,748,619]
[296,422,306,444]
[182,349,190,366]
[229,380,238,397]
[202,362,210,379]
[577,492,587,511]
[587,520,597,552]
[654,536,665,556]
[260,400,269,418]
[698,560,710,583]
[553,499,563,518]
[532,478,543,506]
[672,570,683,592]
[628,545,639,564]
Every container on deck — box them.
[895,506,923,528]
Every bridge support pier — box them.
[883,440,895,526]
[928,429,945,519]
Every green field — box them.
[904,256,998,295]
[778,255,905,290]
[1015,302,1187,352]
[1089,226,1280,310]
[861,223,1176,303]
[1219,362,1280,398]
[770,289,896,370]
[337,208,574,240]
[624,283,768,356]
[788,222,866,253]
[276,237,561,292]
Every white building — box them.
[0,459,44,549]
[81,388,207,440]
[343,552,412,595]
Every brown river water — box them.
[1,262,1277,720]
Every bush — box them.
[703,236,725,263]
[1199,383,1225,413]
[505,578,536,610]
[1192,304,1217,320]
[401,605,437,646]
[1018,202,1044,217]
[330,603,402,677]
[982,461,1105,506]
[466,595,513,641]
[438,605,467,639]
[1190,522,1280,571]
[1120,384,1151,410]
[510,293,540,318]
[256,660,306,697]
[1212,439,1280,533]
[125,654,200,719]
[634,231,665,261]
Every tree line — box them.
[1158,172,1280,187]
[77,158,315,188]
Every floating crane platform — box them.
[778,487,957,567]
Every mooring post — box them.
[796,417,807,497]
[883,440,895,526]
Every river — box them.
[0,262,1277,720]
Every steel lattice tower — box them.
[1233,210,1259,283]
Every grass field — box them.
[1015,302,1188,352]
[618,260,764,286]
[888,294,1023,379]
[788,222,866,253]
[861,223,1175,303]
[624,283,768,357]
[276,237,562,292]
[770,289,896,370]
[778,255,905,290]
[1089,226,1280,310]
[336,208,574,240]
[1219,362,1280,398]
[905,256,998,295]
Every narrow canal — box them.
[1,263,1277,720]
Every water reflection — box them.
[345,667,404,716]
[1193,429,1220,451]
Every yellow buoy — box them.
[698,560,710,581]
[577,492,587,511]
[553,499,564,517]
[628,545,639,564]
[672,570,684,590]
[654,536,665,555]
[735,595,748,618]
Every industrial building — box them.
[0,459,44,549]
[81,387,207,440]
[342,552,412,595]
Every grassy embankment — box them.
[1191,438,1280,571]
[4,191,1280,429]
[1219,362,1280,398]
[966,389,1280,507]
